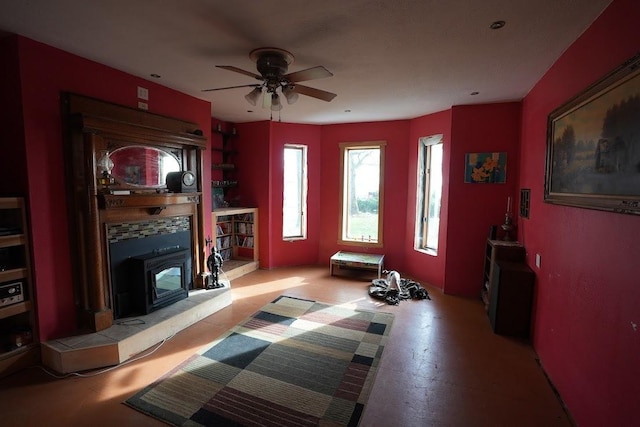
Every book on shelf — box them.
[237,222,247,234]
[241,236,254,247]
[216,236,231,250]
[219,247,232,260]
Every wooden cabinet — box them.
[488,261,535,337]
[0,197,39,377]
[211,128,238,208]
[212,207,259,280]
[481,239,525,309]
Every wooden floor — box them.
[0,265,572,426]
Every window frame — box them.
[282,144,308,240]
[415,134,444,255]
[338,140,386,248]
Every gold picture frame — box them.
[544,52,640,215]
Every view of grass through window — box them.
[343,145,382,243]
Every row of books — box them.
[236,222,254,235]
[236,236,254,248]
[216,222,233,235]
[216,235,254,249]
[216,236,232,250]
[236,213,253,221]
[218,247,232,260]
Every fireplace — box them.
[64,93,207,332]
[108,217,193,319]
[130,247,189,315]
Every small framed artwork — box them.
[545,52,640,215]
[519,188,531,219]
[464,152,507,183]
[212,187,226,209]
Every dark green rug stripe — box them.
[248,343,349,394]
[285,327,361,353]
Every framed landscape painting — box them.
[544,52,640,215]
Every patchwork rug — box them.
[125,295,394,426]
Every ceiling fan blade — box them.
[216,65,263,80]
[285,66,333,83]
[293,84,337,102]
[202,83,261,92]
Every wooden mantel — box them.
[99,193,201,210]
[63,93,207,332]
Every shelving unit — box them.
[488,261,535,337]
[0,197,39,377]
[481,239,525,310]
[212,207,258,280]
[211,128,239,209]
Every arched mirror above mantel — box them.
[107,145,181,188]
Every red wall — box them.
[520,0,640,425]
[0,37,27,197]
[9,36,212,341]
[444,103,522,296]
[5,3,639,421]
[234,121,271,266]
[267,122,322,267]
[318,121,411,270]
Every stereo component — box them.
[0,281,24,307]
[166,171,197,193]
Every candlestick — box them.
[507,196,512,214]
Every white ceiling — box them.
[1,0,611,125]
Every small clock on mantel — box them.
[166,171,197,193]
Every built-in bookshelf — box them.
[212,207,258,280]
[211,128,239,209]
[0,197,39,377]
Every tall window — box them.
[415,135,443,253]
[283,144,307,239]
[339,141,385,246]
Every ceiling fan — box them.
[203,47,337,111]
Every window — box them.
[415,135,443,253]
[339,141,385,246]
[283,144,307,239]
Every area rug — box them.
[125,295,394,426]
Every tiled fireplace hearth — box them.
[41,285,231,374]
[42,217,233,374]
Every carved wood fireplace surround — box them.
[63,94,207,333]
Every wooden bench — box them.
[330,251,385,279]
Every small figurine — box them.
[206,246,224,289]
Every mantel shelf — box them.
[98,192,201,210]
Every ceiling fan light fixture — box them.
[244,87,262,106]
[283,85,299,105]
[271,93,283,111]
